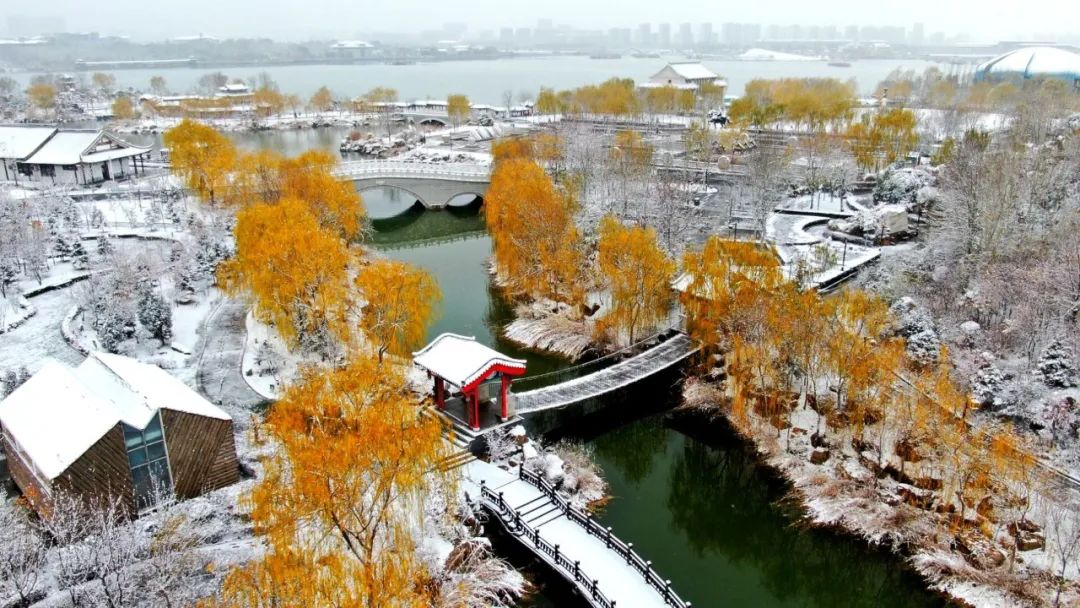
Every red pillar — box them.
[434,377,445,410]
[471,389,480,431]
[500,375,510,421]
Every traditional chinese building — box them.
[0,126,153,185]
[413,333,526,431]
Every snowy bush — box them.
[874,167,936,207]
[0,367,31,398]
[1038,339,1077,388]
[890,297,940,365]
[98,305,138,353]
[137,289,173,345]
[970,356,1019,411]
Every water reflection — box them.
[577,410,948,608]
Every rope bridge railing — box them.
[511,327,684,392]
[470,466,691,608]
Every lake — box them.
[16,55,944,103]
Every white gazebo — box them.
[413,333,526,431]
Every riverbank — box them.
[679,378,1080,608]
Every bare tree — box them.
[1045,501,1080,608]
[502,89,514,119]
[743,142,793,240]
[143,514,210,608]
[0,500,46,606]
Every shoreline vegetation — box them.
[673,235,1080,607]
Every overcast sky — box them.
[4,0,1079,42]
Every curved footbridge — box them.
[334,160,491,209]
[463,459,693,608]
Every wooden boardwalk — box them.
[462,460,691,608]
[513,333,697,414]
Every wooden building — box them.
[0,353,240,519]
[413,333,526,431]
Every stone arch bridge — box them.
[334,160,490,209]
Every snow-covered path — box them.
[462,460,680,608]
[0,288,85,374]
[195,298,266,410]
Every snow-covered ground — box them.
[0,288,85,374]
[767,203,881,290]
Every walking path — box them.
[461,459,690,608]
[194,298,266,410]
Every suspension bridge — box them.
[512,330,698,415]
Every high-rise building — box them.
[515,28,532,46]
[678,23,694,48]
[443,22,467,39]
[658,23,672,48]
[698,23,714,47]
[608,27,632,47]
[844,25,859,41]
[910,22,926,46]
[823,25,839,40]
[720,22,760,46]
[499,27,514,45]
[636,23,653,46]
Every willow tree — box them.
[224,148,366,240]
[484,158,583,305]
[447,94,470,129]
[679,238,784,360]
[355,259,441,363]
[208,358,446,607]
[596,215,675,344]
[163,119,238,205]
[218,197,353,352]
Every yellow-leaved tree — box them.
[218,197,353,351]
[111,96,136,120]
[163,119,238,205]
[446,93,470,129]
[207,357,446,607]
[26,83,57,111]
[679,237,784,360]
[596,215,675,344]
[224,148,366,240]
[484,158,583,305]
[354,258,441,363]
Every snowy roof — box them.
[638,82,701,90]
[661,62,718,80]
[332,40,373,49]
[0,361,121,480]
[0,125,57,160]
[0,353,231,481]
[75,352,231,428]
[976,46,1080,79]
[22,130,150,166]
[413,333,526,389]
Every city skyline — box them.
[3,0,1079,43]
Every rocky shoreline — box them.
[678,378,1078,608]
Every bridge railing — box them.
[334,160,491,180]
[512,327,684,393]
[506,466,693,608]
[475,484,619,608]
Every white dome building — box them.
[974,46,1080,89]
